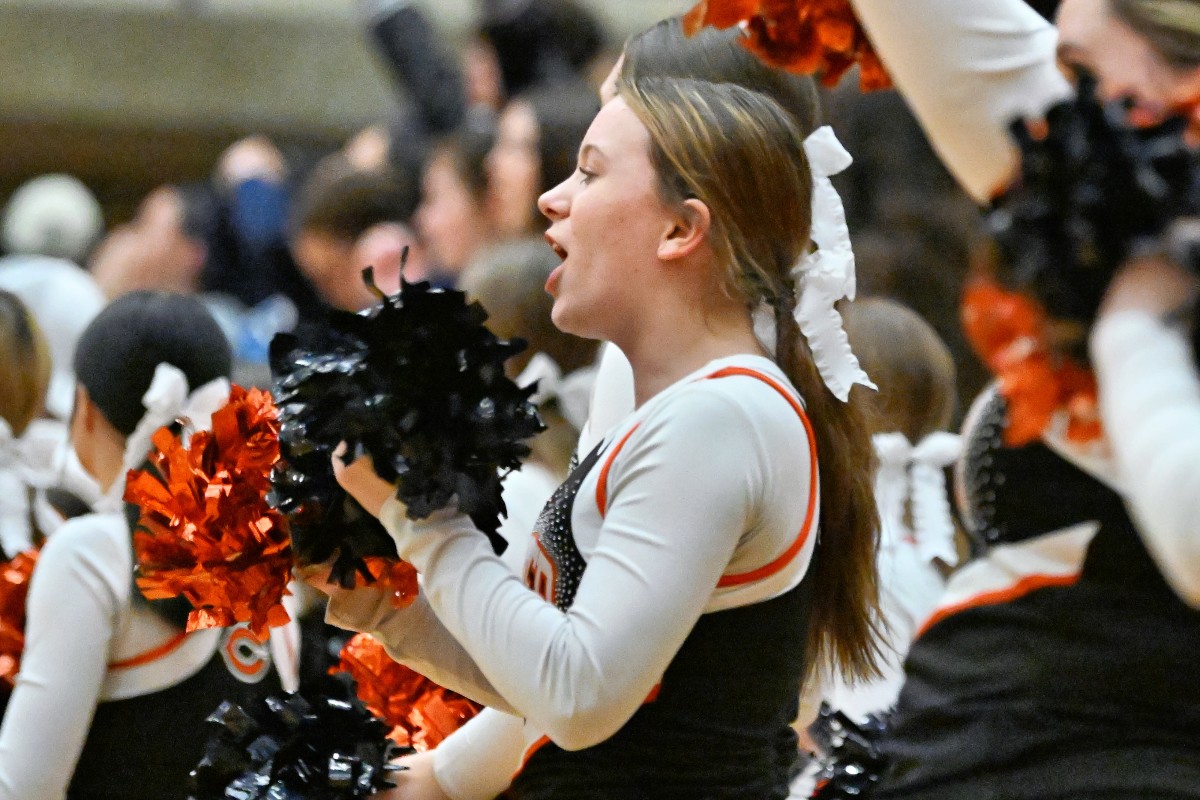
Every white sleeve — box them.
[1091,310,1200,607]
[0,520,125,799]
[850,0,1071,202]
[431,707,526,800]
[381,388,766,751]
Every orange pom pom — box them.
[0,550,38,692]
[126,386,294,639]
[336,633,481,751]
[962,280,1103,447]
[683,0,891,90]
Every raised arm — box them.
[850,0,1071,201]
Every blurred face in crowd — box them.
[292,228,356,308]
[416,150,490,276]
[464,37,504,111]
[294,224,428,311]
[487,100,542,239]
[1057,0,1200,133]
[538,97,677,342]
[88,187,204,299]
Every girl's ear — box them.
[657,198,711,262]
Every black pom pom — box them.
[808,704,892,799]
[189,673,409,799]
[988,72,1200,340]
[269,264,544,586]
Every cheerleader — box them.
[373,17,878,798]
[0,290,52,557]
[0,291,298,799]
[836,0,1200,795]
[323,76,882,800]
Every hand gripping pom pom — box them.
[682,0,891,90]
[269,264,544,589]
[987,71,1200,331]
[334,633,481,751]
[188,672,408,799]
[966,72,1200,446]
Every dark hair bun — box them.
[74,291,232,435]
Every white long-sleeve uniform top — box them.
[328,354,817,754]
[0,496,300,799]
[0,510,222,799]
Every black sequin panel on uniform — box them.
[958,389,1127,550]
[523,442,604,610]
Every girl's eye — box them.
[579,168,597,185]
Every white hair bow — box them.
[873,431,963,566]
[795,126,876,402]
[102,363,231,512]
[754,126,876,402]
[0,418,66,555]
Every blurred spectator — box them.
[459,238,600,543]
[487,81,598,240]
[88,185,209,299]
[415,129,495,283]
[289,153,428,310]
[1,174,104,266]
[479,0,606,97]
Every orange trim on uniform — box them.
[108,631,189,669]
[225,626,269,677]
[705,367,820,588]
[594,424,642,515]
[916,571,1082,639]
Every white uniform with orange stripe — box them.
[328,354,817,777]
[0,503,299,799]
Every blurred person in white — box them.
[289,152,432,309]
[2,174,103,267]
[0,290,53,558]
[0,173,107,422]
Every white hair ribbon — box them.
[753,126,875,401]
[515,352,598,433]
[102,363,231,512]
[873,431,963,566]
[0,419,33,556]
[793,126,876,402]
[0,418,66,555]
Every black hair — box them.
[481,0,605,96]
[73,291,232,435]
